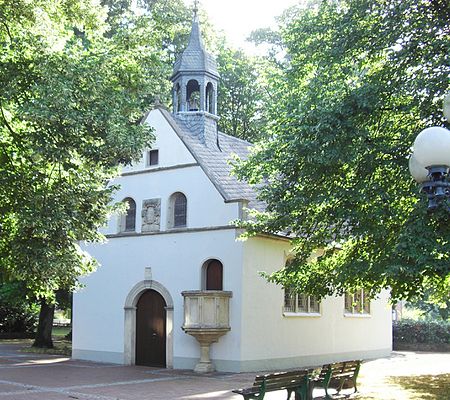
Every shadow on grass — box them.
[22,338,72,356]
[0,337,72,357]
[388,374,450,399]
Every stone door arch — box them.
[124,280,174,367]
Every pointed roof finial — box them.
[193,0,199,18]
[170,0,219,81]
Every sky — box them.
[184,0,301,53]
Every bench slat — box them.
[233,369,311,399]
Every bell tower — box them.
[170,5,219,116]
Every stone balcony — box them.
[181,290,232,372]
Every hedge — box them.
[393,319,450,351]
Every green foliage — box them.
[393,319,450,345]
[0,0,190,298]
[406,294,450,321]
[0,281,38,333]
[216,41,269,142]
[235,0,450,303]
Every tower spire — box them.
[170,0,219,118]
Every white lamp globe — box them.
[413,126,450,168]
[408,153,429,183]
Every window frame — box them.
[147,149,159,167]
[168,192,187,229]
[344,289,371,317]
[283,288,321,317]
[173,193,187,227]
[121,197,136,233]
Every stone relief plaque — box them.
[141,198,161,232]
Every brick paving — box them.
[0,343,449,399]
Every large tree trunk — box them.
[33,300,55,348]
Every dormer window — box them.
[147,149,159,166]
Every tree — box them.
[0,279,38,335]
[216,41,269,142]
[406,292,450,321]
[235,0,450,304]
[0,0,184,346]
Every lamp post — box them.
[409,95,450,210]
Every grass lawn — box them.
[52,326,71,337]
[21,338,72,356]
[1,326,73,357]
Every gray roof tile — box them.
[171,15,219,79]
[158,107,265,212]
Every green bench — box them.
[232,369,312,400]
[311,360,361,399]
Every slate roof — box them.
[171,14,219,80]
[158,107,265,212]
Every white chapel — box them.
[72,11,392,373]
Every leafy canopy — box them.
[216,40,270,142]
[0,0,191,297]
[236,0,450,304]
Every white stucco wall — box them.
[73,229,244,365]
[103,165,237,234]
[239,236,392,371]
[121,108,196,173]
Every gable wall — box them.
[101,108,239,234]
[102,166,238,234]
[121,109,196,173]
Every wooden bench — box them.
[311,360,361,399]
[232,369,312,400]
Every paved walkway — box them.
[0,343,449,399]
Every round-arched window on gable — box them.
[123,197,136,232]
[168,192,187,228]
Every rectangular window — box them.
[284,288,296,312]
[147,149,159,166]
[344,290,370,314]
[283,289,321,314]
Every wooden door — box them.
[135,290,166,367]
[206,260,223,290]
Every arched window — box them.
[122,197,136,232]
[206,82,215,114]
[186,80,200,111]
[168,192,187,228]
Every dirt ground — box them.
[0,342,449,399]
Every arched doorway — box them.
[135,289,166,367]
[205,259,223,290]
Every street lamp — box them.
[409,96,450,210]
